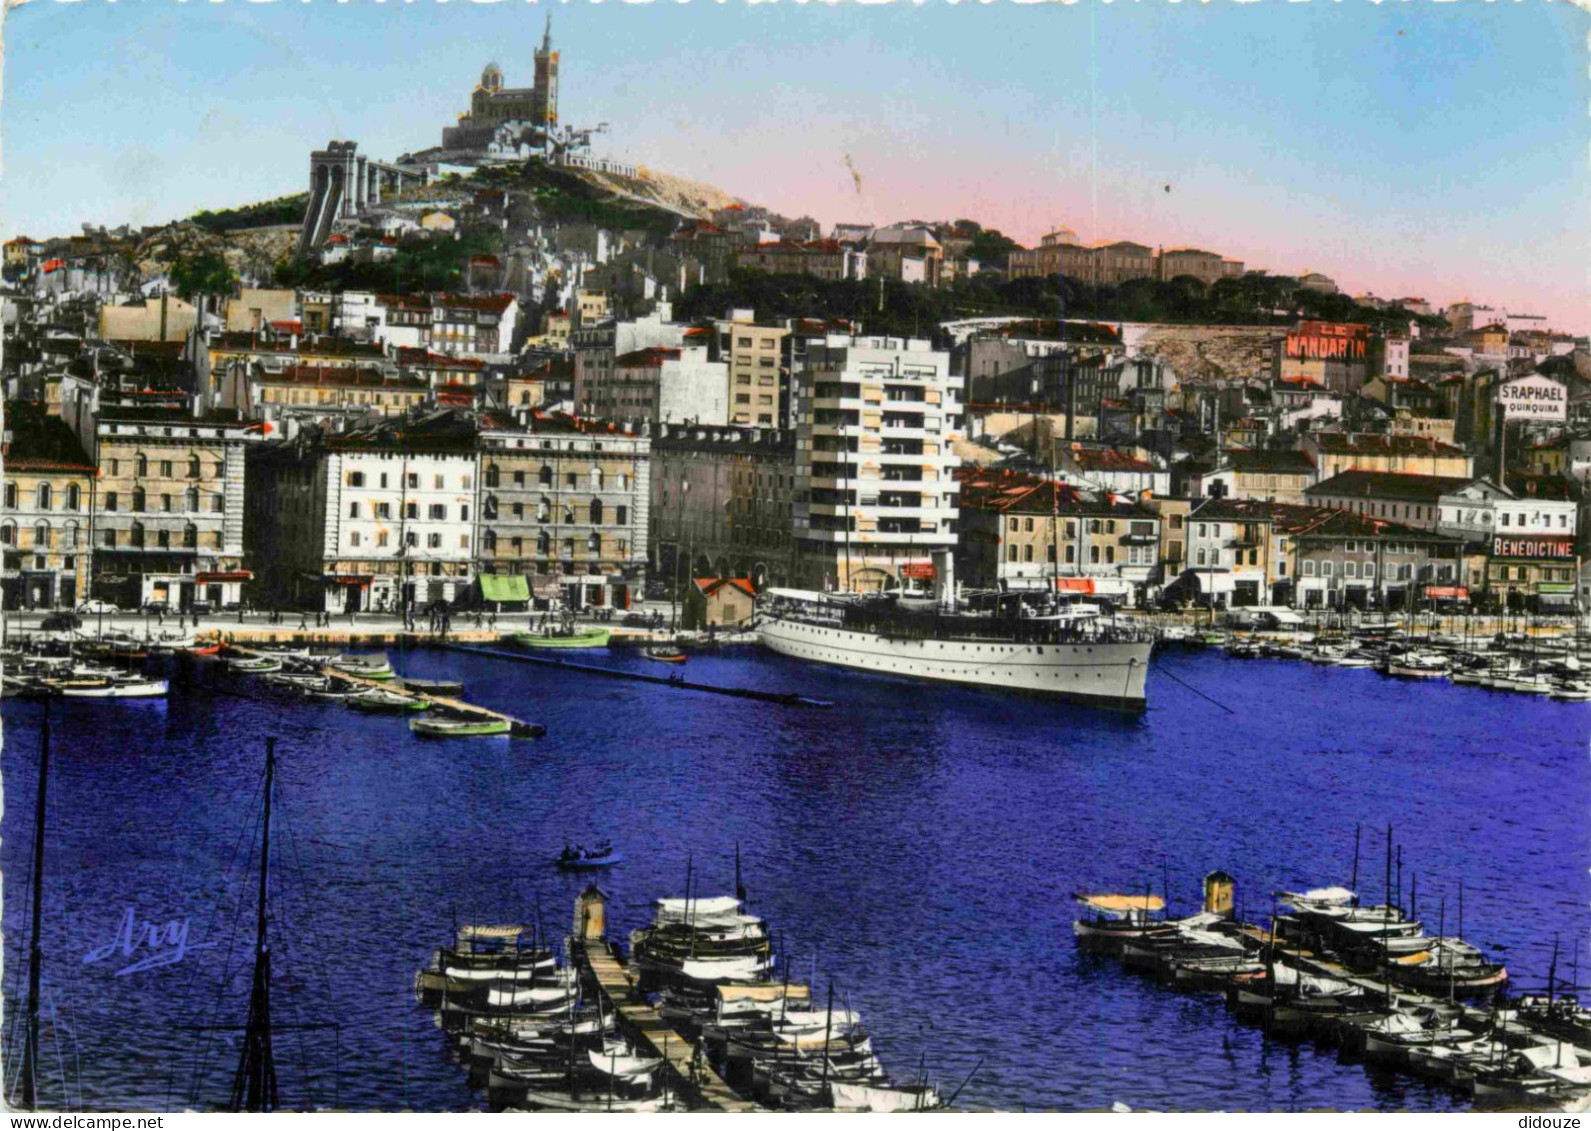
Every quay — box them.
[223,643,547,737]
[441,643,834,709]
[573,938,760,1113]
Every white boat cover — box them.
[1279,887,1356,909]
[679,955,768,982]
[458,925,531,940]
[830,1082,941,1113]
[1075,894,1165,916]
[654,895,743,921]
[588,1048,662,1078]
[1518,1045,1579,1072]
[1544,1063,1591,1085]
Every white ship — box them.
[757,587,1152,711]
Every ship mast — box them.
[230,737,280,1112]
[19,701,51,1111]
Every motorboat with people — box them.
[555,841,624,869]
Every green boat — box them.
[348,688,430,713]
[514,627,612,650]
[410,716,511,738]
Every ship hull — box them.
[757,615,1150,710]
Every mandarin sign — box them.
[1492,535,1574,560]
[1498,375,1568,421]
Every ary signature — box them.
[82,906,217,976]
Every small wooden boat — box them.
[410,716,510,738]
[400,677,465,695]
[330,653,395,680]
[60,679,169,699]
[643,647,687,664]
[226,656,284,674]
[554,842,623,870]
[348,688,429,713]
[515,627,611,650]
[186,643,223,656]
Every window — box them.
[64,521,79,548]
[486,464,500,488]
[405,531,417,548]
[136,454,148,476]
[461,474,471,490]
[109,459,120,477]
[105,491,118,512]
[380,473,389,489]
[1344,561,1358,579]
[157,529,170,549]
[429,504,446,520]
[406,503,419,519]
[377,531,389,548]
[1196,548,1206,565]
[1023,544,1035,562]
[1171,514,1183,529]
[183,523,198,548]
[425,533,440,549]
[407,472,419,488]
[35,483,51,510]
[131,523,145,548]
[33,521,48,548]
[538,531,551,554]
[615,505,628,525]
[2,483,14,509]
[588,533,601,553]
[539,466,552,486]
[161,494,172,513]
[349,501,360,518]
[1105,546,1115,564]
[484,529,498,553]
[590,500,603,524]
[565,473,577,488]
[513,470,526,487]
[1007,544,1019,562]
[103,529,116,548]
[461,505,470,522]
[1009,517,1019,532]
[1364,562,1375,579]
[1303,560,1316,577]
[1321,560,1334,577]
[349,471,365,488]
[159,460,172,478]
[433,475,444,489]
[1090,546,1101,564]
[212,495,225,513]
[132,488,146,512]
[1197,523,1207,537]
[460,533,470,549]
[1500,512,1510,527]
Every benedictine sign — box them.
[1498,375,1568,421]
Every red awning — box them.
[1054,578,1096,594]
[196,571,253,583]
[900,562,936,580]
[326,575,373,586]
[1425,586,1469,601]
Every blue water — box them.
[3,645,1588,1112]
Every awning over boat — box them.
[458,924,532,941]
[718,983,810,1004]
[479,573,530,603]
[1075,893,1164,913]
[1054,578,1094,594]
[1391,950,1433,966]
[1278,886,1355,909]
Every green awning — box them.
[479,574,530,603]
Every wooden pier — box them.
[223,644,546,737]
[574,940,760,1113]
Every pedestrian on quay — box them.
[300,613,308,630]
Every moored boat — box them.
[348,687,429,712]
[410,715,510,737]
[515,627,612,650]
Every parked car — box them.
[76,600,118,615]
[622,613,651,628]
[141,601,170,615]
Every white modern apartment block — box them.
[792,335,963,591]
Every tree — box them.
[169,250,236,300]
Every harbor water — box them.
[3,645,1588,1111]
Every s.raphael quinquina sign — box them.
[1498,375,1568,421]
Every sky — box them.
[3,0,1587,332]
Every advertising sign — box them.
[1499,375,1568,421]
[900,562,936,580]
[1492,535,1575,560]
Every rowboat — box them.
[227,656,283,674]
[400,677,465,695]
[410,716,510,737]
[515,627,611,650]
[555,843,623,869]
[348,688,429,713]
[60,679,169,699]
[643,647,687,664]
[187,643,223,656]
[330,653,395,680]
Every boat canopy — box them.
[1075,893,1165,914]
[480,574,531,603]
[458,924,532,941]
[760,587,854,606]
[655,895,742,918]
[718,984,810,1005]
[1278,886,1356,909]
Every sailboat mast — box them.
[20,700,52,1112]
[231,737,280,1113]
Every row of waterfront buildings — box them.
[3,301,1586,617]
